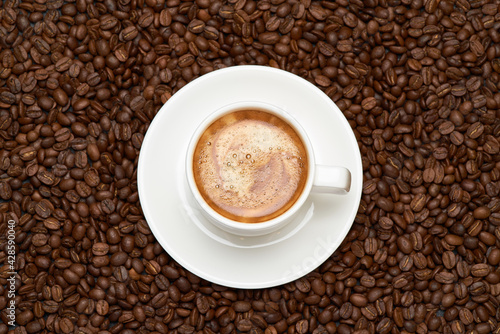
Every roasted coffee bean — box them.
[5,1,500,333]
[471,264,490,277]
[361,97,377,110]
[459,308,473,325]
[467,122,484,139]
[339,303,353,319]
[350,294,368,307]
[92,242,109,256]
[399,255,413,271]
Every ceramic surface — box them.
[138,66,363,288]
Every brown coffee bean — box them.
[438,121,454,135]
[121,26,138,41]
[314,75,331,87]
[350,294,367,307]
[473,206,490,219]
[343,84,359,99]
[399,255,413,272]
[410,193,427,212]
[396,236,412,254]
[83,168,99,187]
[4,2,500,333]
[339,302,353,319]
[466,122,484,139]
[471,264,490,277]
[96,300,109,315]
[62,269,80,285]
[361,97,377,110]
[435,271,456,284]
[361,304,377,321]
[159,9,172,26]
[451,84,466,96]
[466,76,481,91]
[413,253,427,269]
[92,242,109,256]
[459,308,473,325]
[442,251,456,269]
[296,319,308,333]
[233,301,251,312]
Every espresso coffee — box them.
[192,109,309,223]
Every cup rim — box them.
[185,101,316,233]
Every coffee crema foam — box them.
[193,110,308,223]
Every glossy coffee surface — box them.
[193,109,308,223]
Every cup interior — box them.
[185,101,316,235]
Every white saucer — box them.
[138,66,362,288]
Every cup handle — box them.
[312,165,351,194]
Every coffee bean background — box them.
[0,0,499,333]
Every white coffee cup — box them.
[185,101,351,237]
